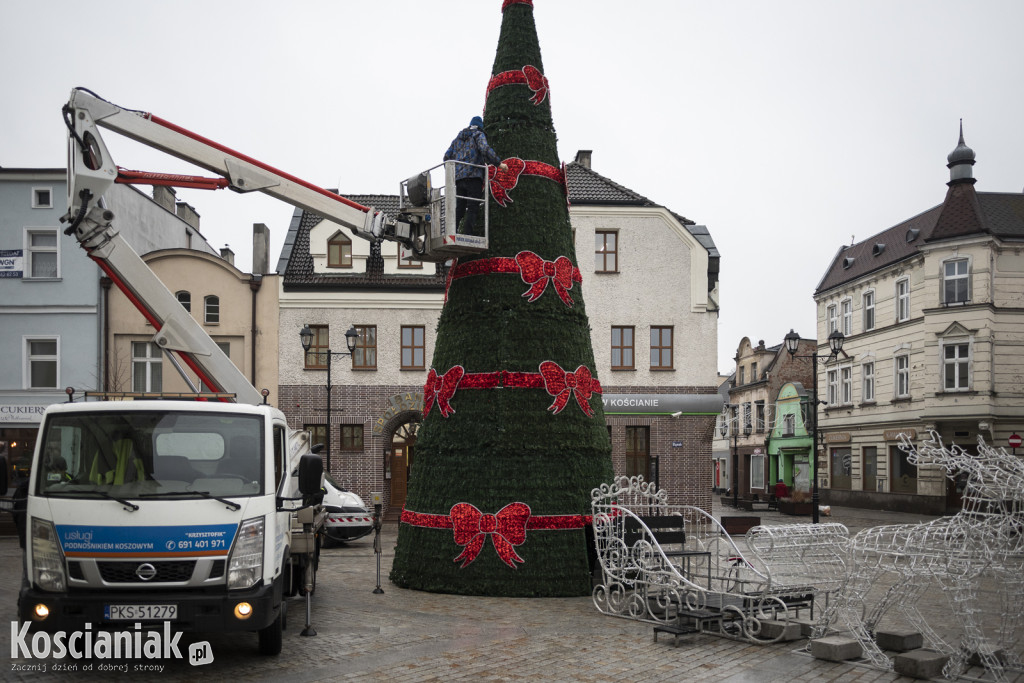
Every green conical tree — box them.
[390,0,613,597]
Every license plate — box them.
[104,604,177,621]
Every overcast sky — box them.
[4,1,1022,374]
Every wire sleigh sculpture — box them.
[590,475,849,644]
[815,431,1024,681]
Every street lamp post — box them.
[784,328,845,524]
[299,324,359,476]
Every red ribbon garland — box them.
[489,158,566,207]
[448,251,582,307]
[401,503,592,568]
[501,0,533,10]
[421,363,601,418]
[487,65,549,105]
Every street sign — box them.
[1009,433,1022,448]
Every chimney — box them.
[175,201,201,230]
[153,185,177,212]
[252,223,270,275]
[220,244,235,266]
[574,150,592,169]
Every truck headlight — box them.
[227,516,264,590]
[32,518,68,592]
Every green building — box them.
[766,382,815,499]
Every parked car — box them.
[321,473,373,544]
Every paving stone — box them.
[893,649,949,679]
[758,619,803,641]
[809,636,863,661]
[875,628,924,652]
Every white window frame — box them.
[24,336,60,389]
[941,339,971,392]
[894,354,910,398]
[750,453,765,490]
[941,258,970,305]
[862,290,875,331]
[862,362,875,403]
[204,295,220,325]
[31,186,54,208]
[783,414,795,436]
[25,228,60,279]
[827,368,839,406]
[176,291,191,313]
[826,304,838,333]
[896,278,910,322]
[840,365,853,405]
[132,341,163,392]
[840,298,852,336]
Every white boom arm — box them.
[62,88,489,402]
[61,88,389,403]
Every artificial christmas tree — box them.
[389,0,613,597]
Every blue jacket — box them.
[444,126,503,181]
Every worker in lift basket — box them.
[444,116,508,236]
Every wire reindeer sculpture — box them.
[815,431,1024,681]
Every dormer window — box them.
[328,233,353,268]
[872,243,886,256]
[906,228,920,243]
[842,257,855,269]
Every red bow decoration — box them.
[488,158,525,207]
[522,65,549,105]
[516,251,580,306]
[423,366,465,418]
[450,502,531,568]
[539,362,602,417]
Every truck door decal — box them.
[56,524,237,558]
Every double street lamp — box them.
[719,409,752,509]
[299,324,359,475]
[784,328,845,524]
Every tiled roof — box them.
[280,192,445,289]
[565,163,659,207]
[816,186,1024,295]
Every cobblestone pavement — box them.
[1,501,1020,682]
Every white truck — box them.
[18,88,487,655]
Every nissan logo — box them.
[135,563,158,581]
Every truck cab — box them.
[19,399,322,655]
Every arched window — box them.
[176,291,191,312]
[204,295,220,324]
[328,233,352,268]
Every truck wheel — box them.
[257,609,283,656]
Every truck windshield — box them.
[36,410,264,499]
